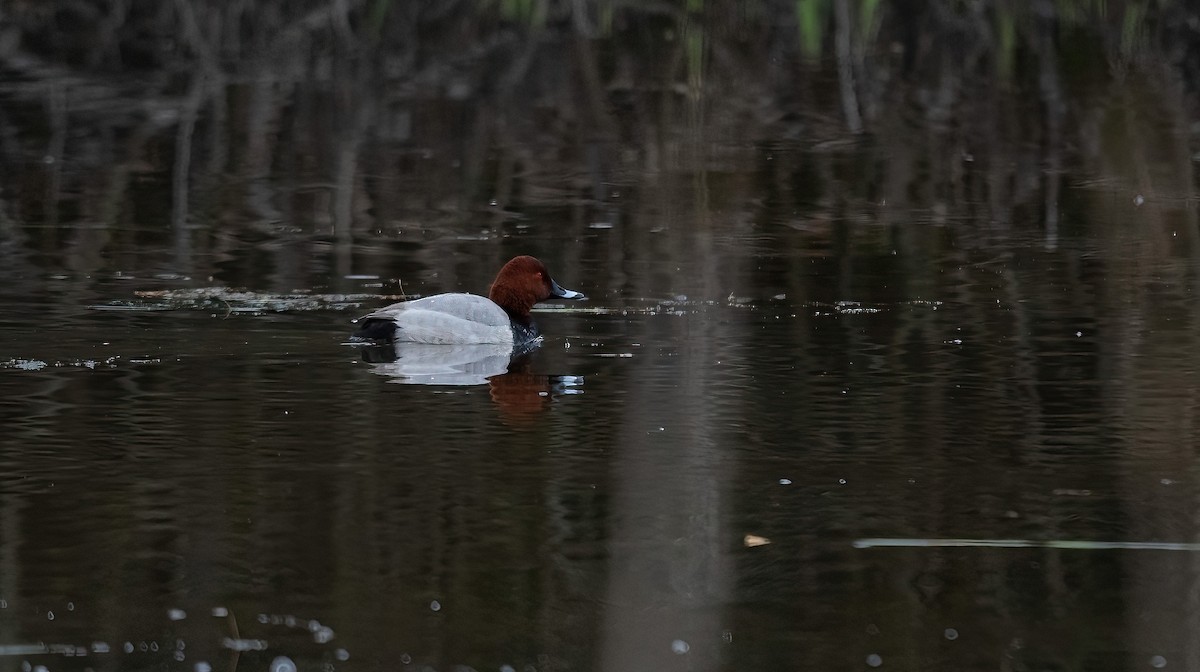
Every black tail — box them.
[350,318,397,342]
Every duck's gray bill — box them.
[550,280,586,300]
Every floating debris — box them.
[1,359,47,370]
[832,301,881,315]
[93,288,413,314]
[1,357,125,371]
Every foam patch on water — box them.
[0,356,156,371]
[0,603,345,670]
[94,289,414,314]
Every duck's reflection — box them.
[359,342,513,386]
[358,342,582,418]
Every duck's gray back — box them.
[395,293,510,326]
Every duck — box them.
[350,255,585,345]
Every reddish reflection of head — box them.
[488,359,553,426]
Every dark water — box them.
[6,222,1200,672]
[4,4,1200,672]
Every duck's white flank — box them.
[360,293,513,344]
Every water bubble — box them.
[124,642,134,653]
[334,649,349,662]
[150,642,159,652]
[168,609,187,621]
[779,478,792,485]
[313,626,335,644]
[66,602,74,611]
[32,666,48,672]
[211,607,229,617]
[0,599,6,608]
[430,600,441,612]
[670,640,689,654]
[1151,655,1167,668]
[501,666,516,672]
[91,642,110,653]
[944,628,958,640]
[195,662,213,672]
[838,478,847,485]
[270,656,297,672]
[722,630,733,643]
[400,653,412,664]
[866,653,883,667]
[20,661,30,672]
[174,651,185,662]
[1134,194,1145,206]
[46,611,54,621]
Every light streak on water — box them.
[853,538,1200,551]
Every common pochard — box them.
[350,255,585,345]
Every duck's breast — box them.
[370,293,512,344]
